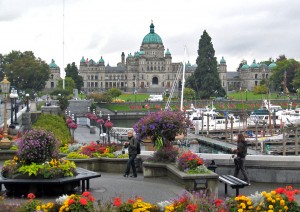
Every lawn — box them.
[118,93,150,102]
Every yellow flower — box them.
[270,190,276,195]
[267,210,274,212]
[247,201,252,205]
[280,199,285,206]
[269,205,274,209]
[284,206,288,210]
[238,209,243,212]
[36,206,41,210]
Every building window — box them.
[51,74,54,79]
[152,77,158,85]
[95,82,98,87]
[51,82,54,88]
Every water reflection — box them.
[180,143,227,154]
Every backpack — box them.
[136,140,141,154]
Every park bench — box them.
[219,175,249,196]
[0,167,101,196]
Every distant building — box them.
[47,22,277,95]
[78,22,194,94]
[45,59,61,90]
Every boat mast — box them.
[180,47,186,111]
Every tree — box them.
[270,58,300,92]
[185,30,225,99]
[183,88,196,100]
[65,62,83,91]
[57,94,69,112]
[57,77,76,94]
[108,88,122,99]
[1,50,50,91]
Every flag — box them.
[86,58,89,65]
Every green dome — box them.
[250,59,258,68]
[220,56,226,64]
[186,61,191,67]
[80,56,85,63]
[142,22,162,44]
[127,53,133,58]
[140,50,145,55]
[241,61,249,69]
[165,48,171,55]
[49,59,58,68]
[134,52,140,58]
[269,60,277,69]
[99,56,105,63]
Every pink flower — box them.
[68,123,78,129]
[104,120,113,129]
[97,119,104,124]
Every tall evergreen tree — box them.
[186,30,225,99]
[65,62,83,91]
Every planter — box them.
[67,157,143,173]
[143,161,219,196]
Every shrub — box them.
[33,114,70,146]
[177,150,204,172]
[147,146,179,163]
[17,129,59,164]
[66,152,90,159]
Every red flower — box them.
[113,197,122,207]
[68,199,76,205]
[186,204,197,212]
[82,191,91,197]
[66,118,73,124]
[97,119,104,124]
[79,197,88,206]
[104,120,114,129]
[214,198,223,207]
[27,193,35,199]
[68,123,78,129]
[127,198,135,204]
[275,187,285,194]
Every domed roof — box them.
[139,50,145,55]
[99,56,105,63]
[269,60,277,69]
[127,53,133,58]
[142,22,162,44]
[241,61,249,69]
[165,48,171,55]
[250,59,258,68]
[186,61,191,67]
[220,56,226,64]
[80,56,85,63]
[49,59,58,68]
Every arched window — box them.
[152,77,158,85]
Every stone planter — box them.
[143,161,219,196]
[67,157,143,173]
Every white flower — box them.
[157,200,172,211]
[56,194,69,205]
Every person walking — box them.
[232,133,250,185]
[123,130,138,178]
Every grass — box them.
[118,93,150,102]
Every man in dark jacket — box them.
[232,133,250,185]
[123,130,138,178]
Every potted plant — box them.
[133,110,192,149]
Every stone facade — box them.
[45,22,277,94]
[45,59,61,90]
[78,22,194,94]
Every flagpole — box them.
[180,46,186,111]
[62,0,65,90]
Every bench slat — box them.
[219,174,249,197]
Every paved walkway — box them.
[2,123,300,207]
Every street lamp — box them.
[9,88,18,127]
[26,93,30,112]
[0,75,11,148]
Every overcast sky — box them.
[1,0,299,77]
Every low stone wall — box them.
[143,161,219,196]
[199,153,300,183]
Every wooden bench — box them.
[0,167,101,196]
[219,175,249,196]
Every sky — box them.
[1,0,300,78]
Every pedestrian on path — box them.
[123,130,138,178]
[232,133,250,185]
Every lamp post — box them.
[9,88,18,127]
[14,89,19,124]
[0,75,11,147]
[26,93,30,112]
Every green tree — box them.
[65,62,83,91]
[185,30,225,99]
[183,88,196,100]
[57,94,69,112]
[108,88,122,99]
[253,85,267,94]
[270,58,300,92]
[1,50,50,91]
[57,77,75,94]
